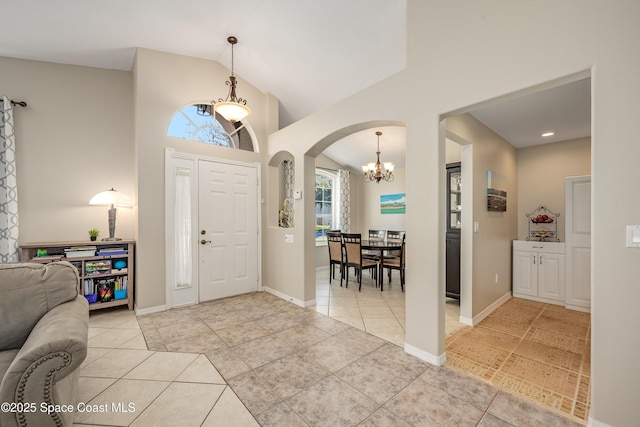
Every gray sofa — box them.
[0,262,88,427]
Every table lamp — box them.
[89,188,132,241]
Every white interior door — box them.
[565,175,591,311]
[198,159,258,301]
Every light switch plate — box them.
[284,234,294,243]
[294,190,302,199]
[626,225,640,247]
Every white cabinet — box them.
[513,240,565,305]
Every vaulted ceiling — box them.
[1,1,590,169]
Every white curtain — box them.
[0,97,20,262]
[174,168,192,288]
[336,169,350,232]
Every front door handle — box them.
[201,239,211,245]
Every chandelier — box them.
[212,36,251,123]
[362,131,394,183]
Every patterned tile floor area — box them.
[76,268,585,426]
[445,298,591,424]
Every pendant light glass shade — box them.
[213,36,250,123]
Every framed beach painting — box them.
[487,170,507,212]
[380,193,406,214]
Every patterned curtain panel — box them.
[280,159,294,227]
[0,97,20,262]
[337,169,350,232]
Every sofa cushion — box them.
[0,262,79,351]
[0,349,19,383]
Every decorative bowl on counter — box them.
[531,214,554,223]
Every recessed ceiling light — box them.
[541,132,555,137]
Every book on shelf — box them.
[84,276,127,301]
[85,260,111,276]
[64,246,97,258]
[97,249,127,256]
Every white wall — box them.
[517,137,591,241]
[446,114,517,319]
[132,48,273,310]
[360,167,406,234]
[1,56,134,244]
[406,2,640,425]
[269,2,640,424]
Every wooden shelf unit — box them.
[20,240,135,311]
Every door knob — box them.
[200,230,206,235]
[200,239,211,245]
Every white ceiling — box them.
[1,1,590,170]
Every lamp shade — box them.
[214,102,251,123]
[89,188,133,207]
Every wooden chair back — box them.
[342,233,363,265]
[326,231,343,263]
[386,230,405,243]
[368,229,386,241]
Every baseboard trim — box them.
[263,286,315,308]
[588,416,612,427]
[134,304,167,316]
[459,316,473,326]
[404,343,446,366]
[469,291,512,325]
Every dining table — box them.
[361,239,403,291]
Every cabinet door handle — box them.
[540,255,543,264]
[533,254,536,264]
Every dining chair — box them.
[364,229,386,262]
[385,230,405,258]
[383,234,406,292]
[326,230,345,286]
[342,233,378,291]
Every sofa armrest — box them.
[0,295,88,427]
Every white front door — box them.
[198,159,258,301]
[565,175,591,311]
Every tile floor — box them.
[75,269,583,426]
[445,298,591,424]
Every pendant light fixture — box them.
[213,36,251,122]
[362,131,395,183]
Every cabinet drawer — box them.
[513,240,565,254]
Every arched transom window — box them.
[167,104,255,152]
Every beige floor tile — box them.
[287,375,378,426]
[331,316,365,330]
[82,347,114,368]
[124,351,198,381]
[80,348,154,379]
[88,327,110,340]
[359,306,395,318]
[329,305,362,318]
[119,333,148,350]
[371,332,405,347]
[88,328,144,349]
[114,317,143,330]
[176,353,226,384]
[89,310,138,329]
[131,382,225,426]
[314,294,329,304]
[77,376,118,403]
[329,296,359,307]
[73,379,170,426]
[309,305,329,315]
[202,387,259,426]
[363,317,404,335]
